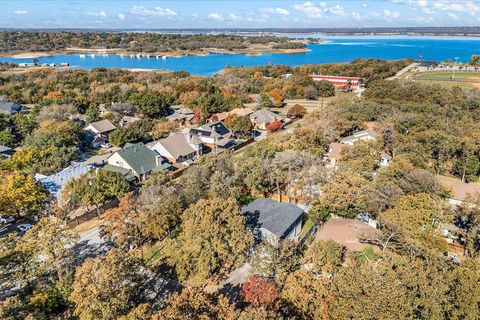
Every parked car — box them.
[0,216,15,224]
[101,143,111,148]
[17,224,33,233]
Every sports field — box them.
[413,72,480,89]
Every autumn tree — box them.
[0,170,46,218]
[164,198,253,286]
[224,114,253,135]
[154,288,235,320]
[241,276,279,308]
[282,241,344,320]
[287,104,307,118]
[266,120,282,132]
[70,249,145,320]
[268,89,285,107]
[151,120,179,140]
[379,193,448,256]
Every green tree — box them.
[165,198,253,286]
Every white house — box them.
[84,119,117,147]
[340,129,376,145]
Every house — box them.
[436,175,480,206]
[249,109,284,130]
[324,142,350,169]
[340,129,376,145]
[0,145,13,158]
[148,132,203,165]
[189,121,236,151]
[0,101,27,115]
[84,119,117,147]
[379,151,392,166]
[106,142,172,181]
[314,217,380,251]
[241,198,304,245]
[166,106,195,126]
[210,108,255,122]
[36,162,91,201]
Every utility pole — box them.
[453,56,459,80]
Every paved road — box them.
[386,62,418,80]
[79,225,104,245]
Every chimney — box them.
[155,155,163,167]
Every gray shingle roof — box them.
[0,102,23,114]
[154,133,196,160]
[37,162,90,200]
[241,198,304,239]
[0,145,12,153]
[86,119,116,134]
[250,109,283,125]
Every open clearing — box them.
[415,71,480,80]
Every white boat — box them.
[89,54,95,58]
[156,55,160,59]
[130,54,135,58]
[79,54,86,58]
[136,54,142,58]
[102,54,109,57]
[162,56,167,60]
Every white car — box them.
[0,216,15,224]
[100,143,111,148]
[17,224,33,233]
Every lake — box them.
[1,36,479,75]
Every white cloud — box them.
[448,13,460,20]
[130,6,178,17]
[432,0,479,13]
[261,7,290,16]
[88,11,107,17]
[208,13,224,21]
[229,13,242,21]
[383,9,400,19]
[362,3,368,7]
[294,2,324,18]
[351,12,362,21]
[13,10,28,15]
[117,13,126,20]
[325,4,346,16]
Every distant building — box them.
[340,129,376,145]
[241,198,304,245]
[0,101,27,115]
[210,108,255,122]
[311,75,362,89]
[166,106,195,126]
[148,132,203,165]
[106,142,172,181]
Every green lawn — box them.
[299,219,315,239]
[415,72,480,80]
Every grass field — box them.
[415,72,480,80]
[412,71,480,89]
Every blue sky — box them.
[1,1,479,29]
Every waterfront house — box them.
[241,198,304,246]
[106,142,172,181]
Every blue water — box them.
[1,37,479,75]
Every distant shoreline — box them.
[2,46,311,59]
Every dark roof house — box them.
[241,198,304,245]
[0,102,26,115]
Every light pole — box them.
[452,57,459,80]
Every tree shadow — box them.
[71,240,114,268]
[219,283,243,308]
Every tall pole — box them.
[453,57,459,80]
